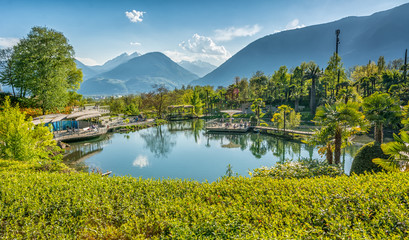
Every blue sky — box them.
[0,0,408,66]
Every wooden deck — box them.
[54,119,155,142]
[205,122,250,133]
[54,128,108,142]
[254,126,314,135]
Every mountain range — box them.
[194,3,409,86]
[78,52,199,95]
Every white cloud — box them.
[285,19,305,30]
[213,24,262,41]
[164,50,194,62]
[125,10,146,23]
[179,34,231,58]
[76,57,100,66]
[130,41,141,46]
[273,19,306,34]
[0,37,20,48]
[133,155,149,168]
[165,34,231,66]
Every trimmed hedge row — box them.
[1,171,409,239]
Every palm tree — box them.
[363,92,401,144]
[305,62,321,116]
[373,130,409,171]
[304,126,335,164]
[314,101,368,165]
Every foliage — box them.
[402,101,409,129]
[271,105,301,132]
[304,127,335,164]
[314,101,368,165]
[1,26,83,114]
[251,98,265,124]
[373,130,409,172]
[363,92,400,143]
[252,159,342,179]
[1,170,409,238]
[189,89,203,115]
[350,142,386,175]
[125,103,140,116]
[0,97,62,166]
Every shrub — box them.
[0,171,409,239]
[251,159,343,179]
[0,97,62,164]
[350,141,386,175]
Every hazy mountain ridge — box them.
[178,60,217,77]
[193,3,409,86]
[78,52,199,95]
[75,52,141,80]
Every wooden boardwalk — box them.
[254,126,314,135]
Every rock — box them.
[57,141,70,149]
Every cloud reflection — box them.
[133,155,149,168]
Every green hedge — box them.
[350,141,386,175]
[1,171,409,239]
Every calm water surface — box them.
[64,120,359,182]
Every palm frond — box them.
[372,158,399,172]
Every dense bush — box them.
[252,159,343,179]
[350,141,386,175]
[1,170,408,239]
[0,97,62,167]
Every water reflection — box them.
[133,155,149,168]
[63,119,359,180]
[140,125,176,158]
[63,134,112,171]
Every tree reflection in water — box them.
[140,125,176,158]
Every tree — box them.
[251,98,265,125]
[0,97,60,162]
[2,27,83,114]
[363,92,400,143]
[290,63,308,111]
[190,89,203,115]
[270,66,291,103]
[151,84,169,118]
[249,71,268,100]
[0,48,18,96]
[304,126,335,164]
[304,62,321,116]
[314,101,368,165]
[322,53,346,101]
[271,105,300,134]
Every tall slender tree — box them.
[304,62,321,116]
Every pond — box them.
[63,120,360,182]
